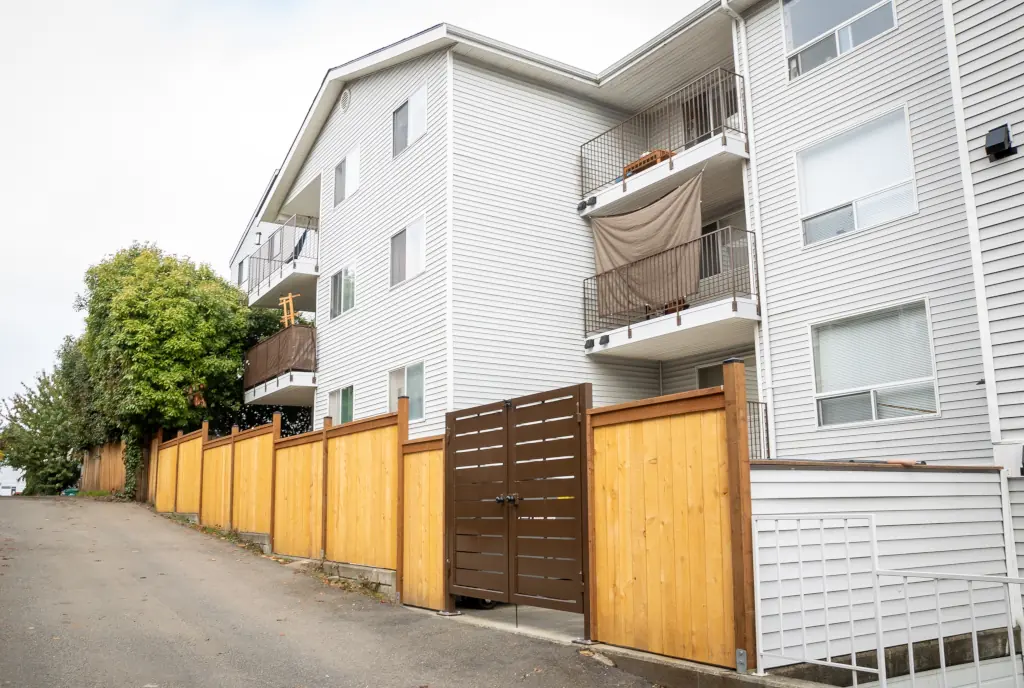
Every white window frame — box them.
[392,85,427,158]
[328,385,355,425]
[388,361,426,422]
[781,0,899,81]
[807,297,941,429]
[329,265,356,318]
[795,104,919,249]
[389,213,427,289]
[695,362,725,389]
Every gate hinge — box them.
[576,402,582,423]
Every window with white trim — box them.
[784,0,896,79]
[389,217,425,287]
[388,362,424,421]
[328,385,354,424]
[798,108,915,245]
[812,301,937,426]
[392,86,427,156]
[333,146,360,206]
[329,267,355,318]
[697,364,725,388]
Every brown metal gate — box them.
[445,384,591,615]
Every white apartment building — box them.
[229,0,1023,467]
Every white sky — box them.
[0,0,703,403]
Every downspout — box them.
[723,0,778,457]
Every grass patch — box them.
[160,513,266,555]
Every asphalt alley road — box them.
[0,498,652,688]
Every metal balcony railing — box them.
[580,68,746,197]
[583,226,758,337]
[747,400,770,460]
[243,325,317,390]
[247,215,319,297]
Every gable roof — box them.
[232,1,734,263]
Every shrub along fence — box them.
[147,397,446,609]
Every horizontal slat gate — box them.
[509,386,585,613]
[448,401,511,603]
[446,384,589,615]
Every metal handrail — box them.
[748,401,770,460]
[583,225,758,337]
[246,214,319,296]
[580,67,746,197]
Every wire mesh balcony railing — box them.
[747,400,770,460]
[243,325,317,390]
[580,68,746,197]
[247,215,319,297]
[583,226,757,337]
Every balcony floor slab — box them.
[581,133,747,219]
[249,260,318,311]
[244,371,316,406]
[585,297,758,361]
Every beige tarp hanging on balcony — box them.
[591,173,703,316]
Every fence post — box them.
[580,383,596,642]
[723,358,755,671]
[269,413,282,554]
[228,425,238,531]
[320,417,333,561]
[173,430,183,514]
[198,421,209,525]
[396,396,409,605]
[152,428,163,507]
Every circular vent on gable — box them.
[339,88,352,112]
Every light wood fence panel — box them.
[401,437,445,610]
[146,435,160,503]
[200,443,232,529]
[586,360,754,669]
[325,417,399,570]
[233,431,274,534]
[155,444,178,513]
[273,436,324,559]
[81,440,126,493]
[174,434,204,514]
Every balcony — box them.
[247,215,319,312]
[580,68,747,218]
[243,325,317,406]
[583,226,759,360]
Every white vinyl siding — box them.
[812,301,938,425]
[742,0,993,463]
[287,51,447,438]
[798,108,916,244]
[1010,477,1024,578]
[752,467,1009,669]
[950,0,1024,441]
[450,56,662,409]
[784,0,897,79]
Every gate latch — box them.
[495,494,507,504]
[506,493,520,507]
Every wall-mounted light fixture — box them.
[255,231,262,245]
[577,200,588,212]
[587,196,597,207]
[584,338,594,349]
[598,334,610,345]
[985,124,1017,162]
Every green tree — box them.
[77,244,251,495]
[0,372,81,495]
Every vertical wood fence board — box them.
[175,437,203,514]
[200,445,232,529]
[232,433,273,534]
[401,446,445,610]
[273,440,324,560]
[591,405,736,668]
[325,425,398,570]
[155,445,178,513]
[147,436,160,503]
[81,440,127,493]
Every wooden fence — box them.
[80,440,126,493]
[148,398,447,609]
[586,358,755,669]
